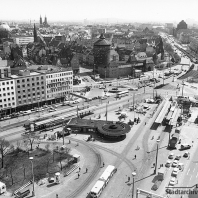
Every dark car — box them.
[180,144,191,151]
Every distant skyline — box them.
[1,0,198,24]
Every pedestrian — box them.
[145,122,146,125]
[103,162,105,167]
[134,155,136,159]
[69,140,71,144]
[77,173,80,178]
[153,163,155,168]
[56,194,58,198]
[86,168,88,173]
[79,167,81,172]
[128,176,130,182]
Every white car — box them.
[128,87,138,91]
[172,168,179,177]
[168,153,174,159]
[172,160,178,167]
[169,177,176,186]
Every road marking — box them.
[193,168,195,173]
[189,176,192,181]
[187,168,190,175]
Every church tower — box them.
[40,15,42,25]
[44,15,47,24]
[33,23,38,42]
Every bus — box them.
[116,90,129,98]
[90,165,117,198]
[99,165,117,185]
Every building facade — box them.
[12,70,46,108]
[45,69,73,101]
[13,36,34,46]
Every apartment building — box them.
[12,36,34,46]
[12,70,46,107]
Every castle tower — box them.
[93,33,111,77]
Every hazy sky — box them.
[1,0,198,23]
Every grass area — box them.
[0,146,73,193]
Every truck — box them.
[152,167,167,191]
[169,133,179,148]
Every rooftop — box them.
[94,34,111,46]
[28,65,72,74]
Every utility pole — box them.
[106,103,108,121]
[182,81,184,97]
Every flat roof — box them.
[11,72,41,78]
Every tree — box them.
[0,139,11,168]
[23,133,39,151]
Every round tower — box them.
[93,34,111,74]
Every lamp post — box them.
[132,172,136,198]
[29,157,35,197]
[154,139,160,174]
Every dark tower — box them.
[33,23,38,42]
[40,15,42,25]
[44,15,47,24]
[93,34,111,77]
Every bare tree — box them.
[23,133,39,151]
[0,139,11,168]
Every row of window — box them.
[46,72,72,79]
[16,76,44,83]
[47,78,72,83]
[0,87,14,91]
[18,97,45,104]
[0,81,14,86]
[18,92,45,99]
[0,97,15,102]
[0,103,15,108]
[47,91,70,98]
[17,82,44,88]
[17,87,45,93]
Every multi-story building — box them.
[12,35,34,46]
[0,67,16,111]
[12,70,46,108]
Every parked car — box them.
[165,160,172,168]
[172,168,179,177]
[175,154,181,160]
[172,160,178,167]
[180,144,191,151]
[128,87,138,91]
[168,153,174,159]
[169,177,176,186]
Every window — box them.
[33,93,35,96]
[27,79,30,82]
[3,88,5,91]
[11,92,14,95]
[19,101,21,104]
[32,78,34,81]
[6,81,9,85]
[4,104,7,107]
[12,102,15,105]
[7,87,9,90]
[18,91,20,94]
[22,85,25,88]
[22,79,25,83]
[37,82,39,85]
[36,77,39,80]
[11,86,13,89]
[3,93,6,96]
[18,96,21,99]
[37,92,40,95]
[7,93,10,96]
[23,90,25,92]
[4,99,6,102]
[0,99,2,102]
[17,85,20,88]
[28,94,31,97]
[2,82,5,85]
[32,83,35,86]
[12,97,14,100]
[23,95,26,98]
[17,80,20,83]
[41,76,44,79]
[8,98,10,101]
[27,84,30,87]
[28,89,30,92]
[23,100,26,103]
[32,88,35,91]
[11,81,13,84]
[37,87,40,90]
[42,91,44,94]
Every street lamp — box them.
[154,139,160,174]
[29,157,35,197]
[132,172,136,198]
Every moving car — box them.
[180,144,191,151]
[183,151,190,158]
[128,87,138,91]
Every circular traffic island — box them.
[97,121,131,139]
